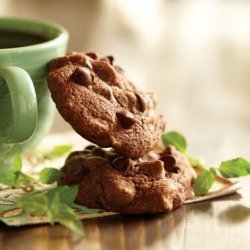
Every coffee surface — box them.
[0,30,49,49]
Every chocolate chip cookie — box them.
[47,52,165,158]
[59,145,196,214]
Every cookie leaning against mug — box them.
[47,52,165,158]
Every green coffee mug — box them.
[0,17,68,169]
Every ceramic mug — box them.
[0,17,68,169]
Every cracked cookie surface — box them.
[59,145,196,214]
[47,52,165,158]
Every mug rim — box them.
[0,16,69,53]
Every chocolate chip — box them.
[112,156,133,171]
[64,158,90,184]
[85,145,96,150]
[71,67,93,86]
[107,56,114,65]
[105,87,114,100]
[172,167,180,173]
[85,156,109,167]
[116,110,136,129]
[115,66,124,73]
[92,147,106,157]
[161,155,178,172]
[66,166,87,184]
[86,52,98,60]
[92,61,117,84]
[161,146,175,156]
[101,56,114,65]
[85,59,93,70]
[65,151,84,165]
[106,152,120,162]
[135,93,147,113]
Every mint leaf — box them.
[48,195,83,235]
[46,185,78,206]
[12,154,22,171]
[0,171,32,187]
[45,145,72,158]
[161,131,187,152]
[209,167,217,176]
[194,170,215,196]
[0,154,32,187]
[14,172,33,186]
[72,203,104,214]
[0,171,17,186]
[188,156,206,169]
[17,186,83,235]
[17,192,48,215]
[39,168,63,184]
[219,157,250,178]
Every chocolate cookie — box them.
[47,52,165,158]
[59,145,196,214]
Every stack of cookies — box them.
[47,52,195,214]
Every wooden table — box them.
[0,176,249,250]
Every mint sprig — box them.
[162,131,250,196]
[0,154,33,187]
[12,154,22,171]
[17,185,83,235]
[161,131,187,153]
[45,145,73,159]
[0,146,105,235]
[219,158,250,178]
[39,167,63,184]
[46,185,78,206]
[194,169,215,196]
[48,196,83,235]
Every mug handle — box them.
[0,66,37,144]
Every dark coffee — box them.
[0,29,49,49]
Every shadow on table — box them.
[218,204,250,224]
[185,192,250,226]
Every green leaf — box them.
[209,167,217,176]
[188,156,206,169]
[12,154,22,171]
[39,168,63,184]
[219,157,250,178]
[72,203,104,214]
[17,192,48,215]
[17,188,83,235]
[49,198,83,235]
[0,170,32,187]
[46,185,78,206]
[0,153,32,187]
[161,131,187,152]
[15,172,33,186]
[0,171,17,186]
[194,170,215,196]
[46,145,73,158]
